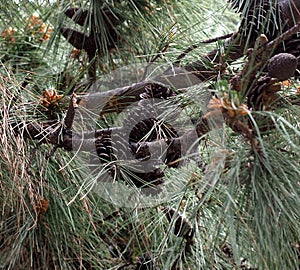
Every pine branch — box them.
[16,114,211,155]
[64,7,89,26]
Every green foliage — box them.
[1,0,299,270]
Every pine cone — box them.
[267,53,298,80]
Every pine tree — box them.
[0,0,299,269]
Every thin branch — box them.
[64,94,78,130]
[174,32,234,65]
